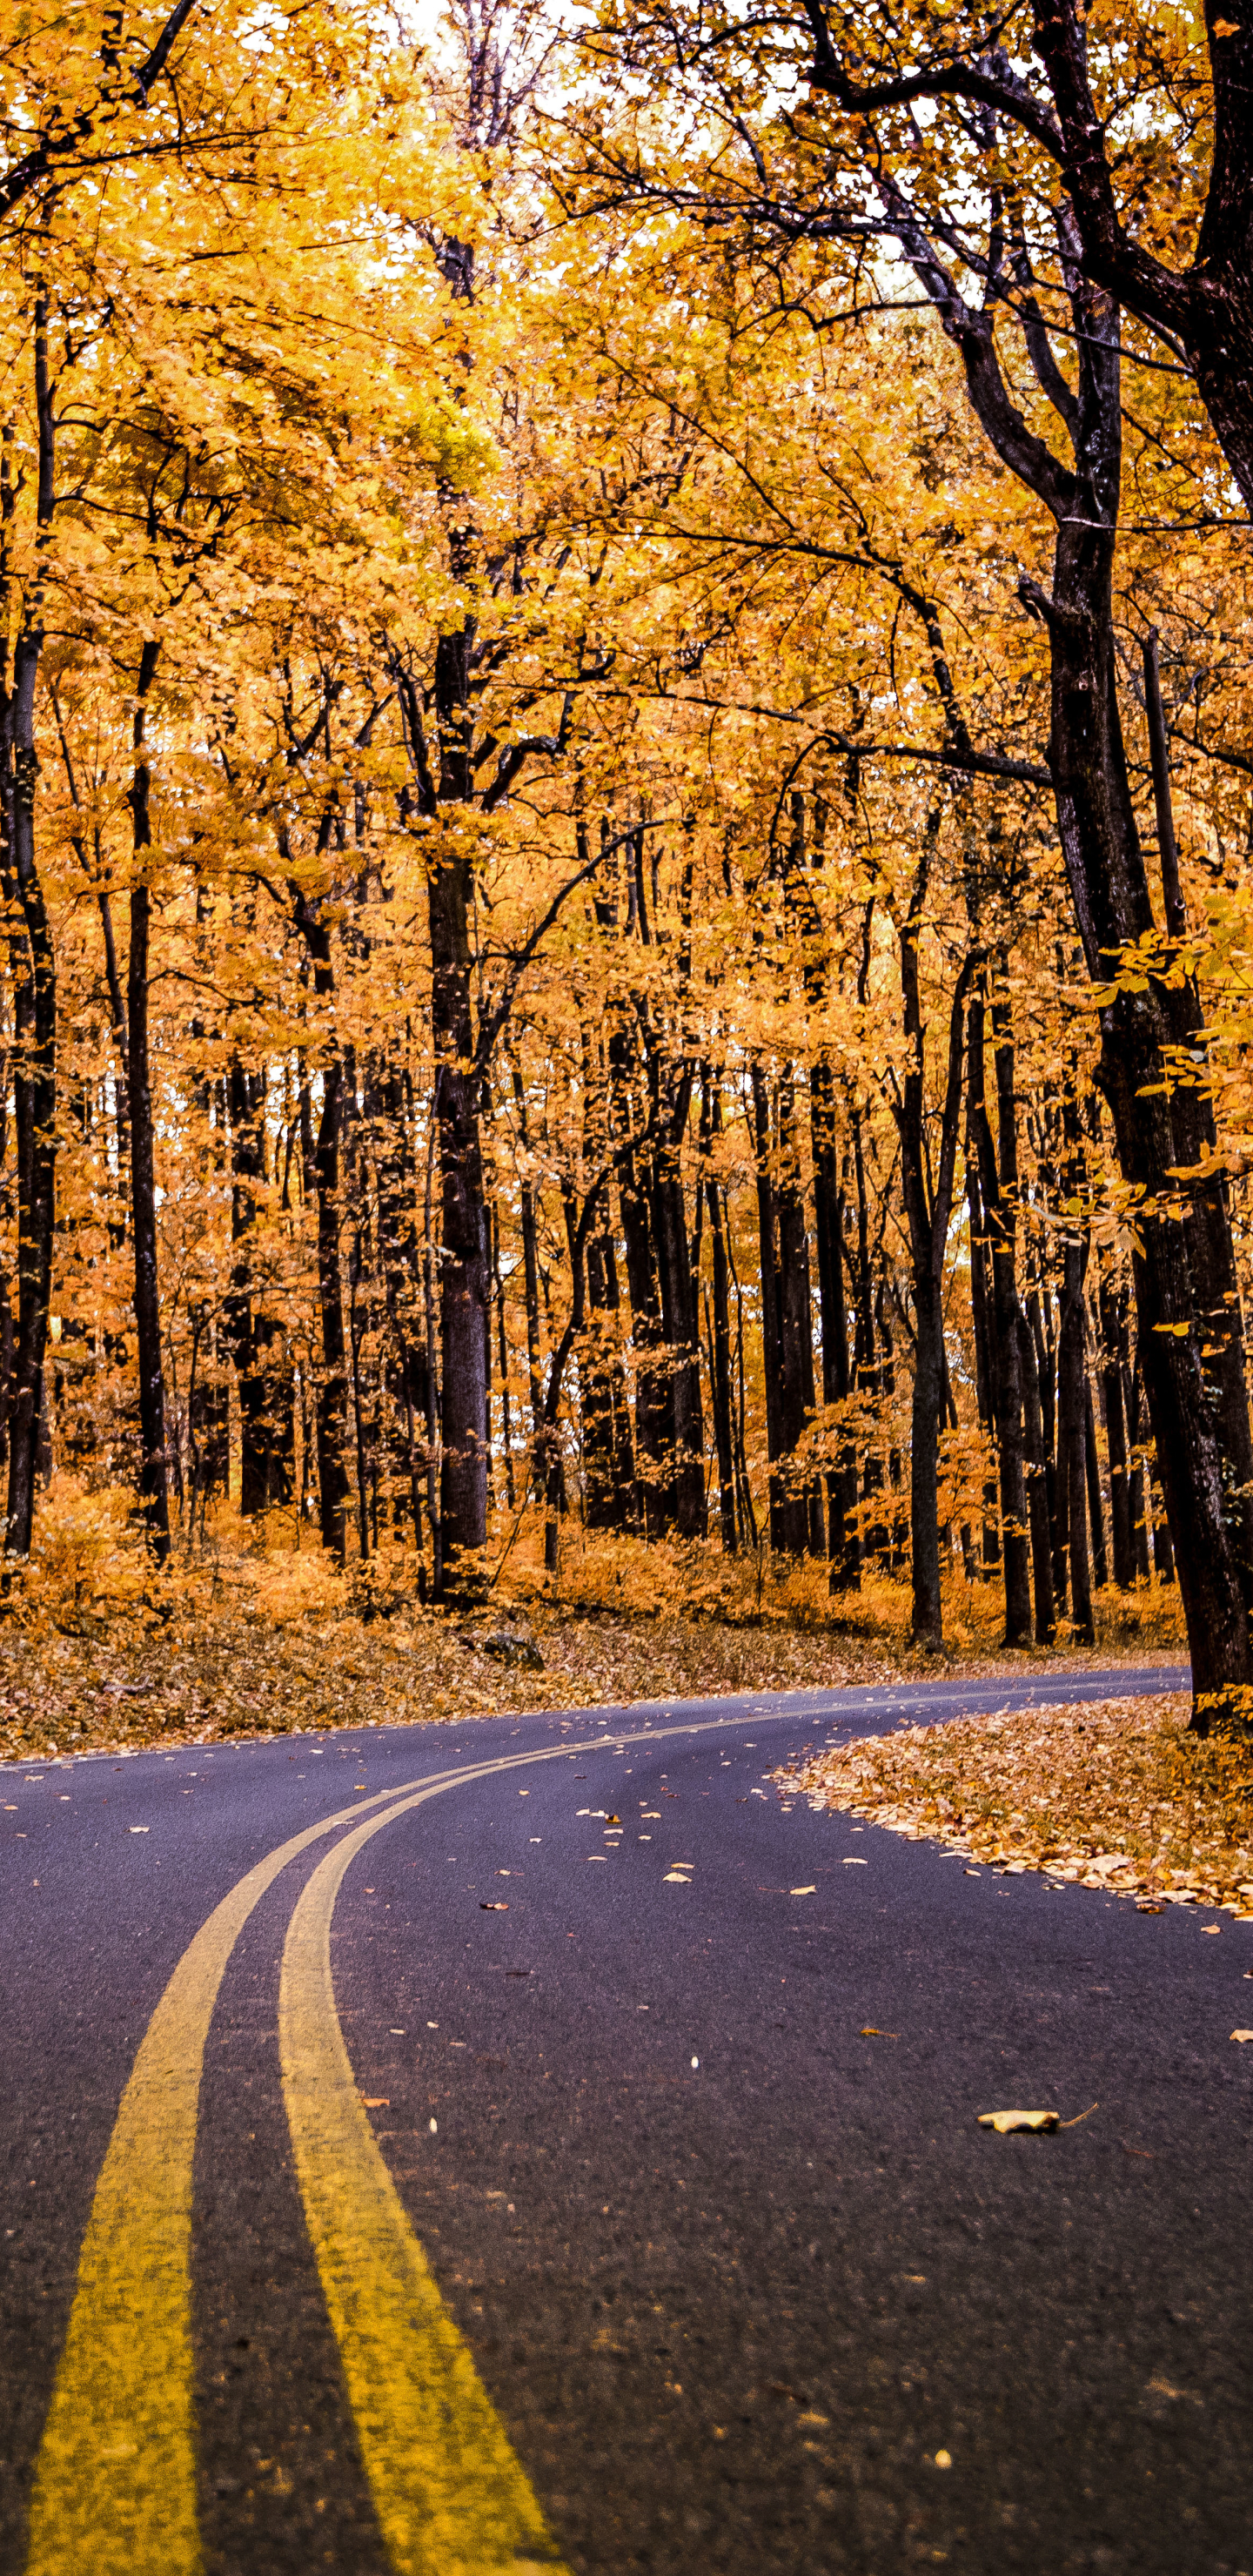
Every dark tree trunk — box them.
[705,1173,737,1554]
[313,1061,350,1564]
[291,890,350,1564]
[224,1058,287,1518]
[610,1023,670,1533]
[775,1073,821,1553]
[582,1174,635,1531]
[811,1057,858,1588]
[964,1139,1002,1573]
[1123,1351,1152,1586]
[1098,1260,1135,1588]
[650,1089,706,1540]
[127,846,171,1560]
[1153,1481,1176,1585]
[1084,1374,1109,1589]
[878,148,1253,1722]
[1,298,55,1562]
[968,979,1031,1643]
[1017,1308,1055,1641]
[1058,1231,1094,1642]
[751,1062,805,1556]
[891,857,976,1649]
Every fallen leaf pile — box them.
[780,1695,1253,1916]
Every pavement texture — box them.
[4,1660,1251,2576]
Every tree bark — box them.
[1017,1308,1055,1642]
[1058,1230,1094,1643]
[1084,1373,1108,1590]
[1,296,56,1562]
[891,858,977,1649]
[1098,1259,1135,1589]
[811,1057,858,1588]
[968,978,1031,1644]
[126,635,171,1563]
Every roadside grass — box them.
[780,1694,1253,1917]
[0,1474,1188,1765]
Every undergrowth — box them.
[0,1475,1188,1766]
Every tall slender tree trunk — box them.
[1017,1309,1055,1641]
[291,890,350,1564]
[892,856,976,1649]
[650,1077,706,1539]
[1,297,56,1562]
[964,1137,1002,1574]
[968,979,1031,1644]
[751,1062,803,1554]
[127,638,170,1562]
[1085,1377,1109,1589]
[1058,1231,1094,1643]
[1098,1260,1135,1588]
[811,1059,858,1588]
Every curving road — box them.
[4,1660,1251,2576]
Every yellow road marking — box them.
[279,1788,567,2573]
[25,1706,767,2575]
[23,1765,495,2576]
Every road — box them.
[3,1660,1250,2576]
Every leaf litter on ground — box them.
[776,1694,1253,1918]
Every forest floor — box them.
[0,1474,1189,1768]
[780,1693,1253,1919]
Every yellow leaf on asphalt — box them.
[1230,2029,1253,2043]
[790,1884,816,1895]
[978,2109,1060,2134]
[359,2096,390,2109]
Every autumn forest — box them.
[3,0,1252,1729]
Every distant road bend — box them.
[4,1659,1250,2576]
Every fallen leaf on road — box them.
[978,2109,1060,2134]
[859,2027,899,2038]
[841,1856,867,1866]
[790,1884,816,1895]
[360,2096,390,2109]
[1230,2029,1253,2043]
[479,1901,509,1910]
[663,1871,690,1884]
[128,1826,150,1834]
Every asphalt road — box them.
[4,1660,1250,2576]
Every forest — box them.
[1,0,1250,1733]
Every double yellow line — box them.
[23,1746,577,2576]
[24,1708,745,2573]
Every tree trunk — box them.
[892,861,975,1650]
[968,980,1031,1643]
[811,1058,858,1588]
[1084,1373,1109,1589]
[964,1137,1002,1573]
[650,1088,706,1539]
[1058,1231,1094,1643]
[1017,1309,1055,1642]
[610,1023,670,1533]
[751,1064,795,1553]
[1098,1261,1135,1588]
[1034,350,1251,1716]
[1,305,56,1566]
[127,864,170,1563]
